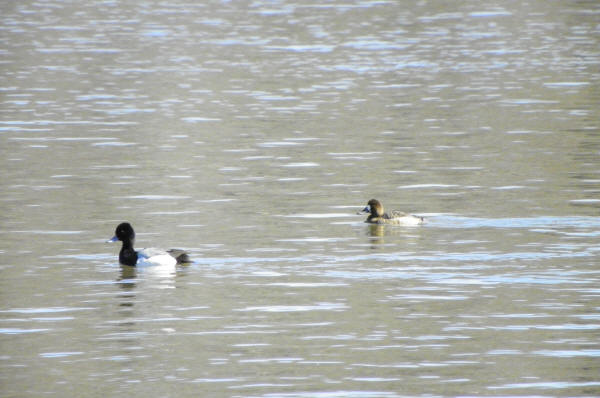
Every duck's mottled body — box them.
[361,199,424,226]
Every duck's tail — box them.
[167,249,191,264]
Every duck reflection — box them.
[368,224,386,240]
[117,266,137,311]
[365,223,423,248]
[119,264,138,283]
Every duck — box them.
[360,198,424,226]
[107,222,190,267]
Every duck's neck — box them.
[119,239,138,266]
[368,215,379,222]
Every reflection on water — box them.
[364,223,425,249]
[119,265,138,283]
[368,224,386,240]
[1,0,599,396]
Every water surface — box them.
[1,0,599,396]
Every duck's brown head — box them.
[362,199,384,217]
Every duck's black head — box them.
[107,222,138,266]
[110,222,135,243]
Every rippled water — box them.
[1,0,599,396]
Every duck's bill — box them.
[106,236,118,243]
[356,206,371,214]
